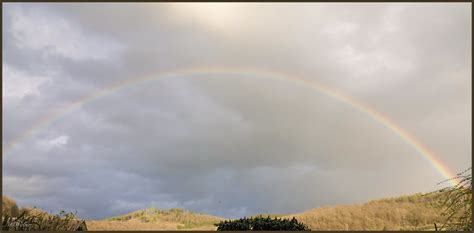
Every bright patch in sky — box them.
[170,3,246,32]
[48,135,69,147]
[2,64,50,99]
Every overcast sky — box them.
[2,3,471,220]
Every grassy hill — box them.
[87,208,224,230]
[278,192,445,231]
[4,191,448,231]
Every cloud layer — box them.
[2,3,471,219]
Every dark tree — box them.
[215,215,311,231]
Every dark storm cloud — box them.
[3,3,471,219]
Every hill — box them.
[278,192,445,231]
[87,208,224,230]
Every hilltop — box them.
[87,208,224,230]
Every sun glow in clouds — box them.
[170,3,247,32]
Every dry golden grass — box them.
[87,208,223,231]
[19,207,49,217]
[87,219,182,230]
[87,220,219,231]
[279,193,444,230]
[2,209,87,231]
[2,196,87,231]
[2,196,20,217]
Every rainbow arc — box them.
[2,66,459,186]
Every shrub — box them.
[215,216,311,231]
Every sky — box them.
[2,3,471,220]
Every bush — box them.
[215,216,311,231]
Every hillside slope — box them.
[87,208,224,230]
[280,192,444,231]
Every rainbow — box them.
[2,66,459,186]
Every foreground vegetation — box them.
[434,167,472,231]
[1,210,86,231]
[1,196,86,231]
